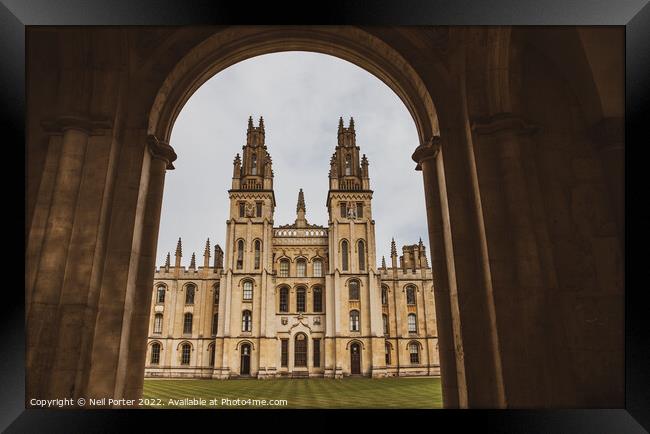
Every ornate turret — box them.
[232,116,274,191]
[328,117,369,191]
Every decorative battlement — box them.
[274,228,328,237]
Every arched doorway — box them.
[350,342,361,375]
[240,344,251,376]
[294,333,307,368]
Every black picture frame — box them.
[5,0,649,432]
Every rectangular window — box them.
[256,201,262,217]
[340,202,347,218]
[281,339,288,367]
[279,260,289,277]
[239,202,246,217]
[356,203,364,218]
[154,314,163,334]
[313,339,321,368]
[296,260,306,277]
[313,260,322,277]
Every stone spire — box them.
[233,153,241,178]
[247,115,254,131]
[203,238,211,268]
[164,252,171,272]
[214,244,224,270]
[259,116,265,132]
[295,188,308,228]
[390,238,398,270]
[175,237,182,268]
[361,154,369,178]
[338,116,344,132]
[381,255,386,269]
[189,252,196,270]
[349,116,355,131]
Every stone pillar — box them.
[122,135,177,402]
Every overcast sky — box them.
[158,52,428,268]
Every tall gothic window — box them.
[183,313,193,334]
[406,286,416,305]
[209,344,215,367]
[349,280,360,301]
[154,313,163,334]
[356,203,364,218]
[251,154,257,175]
[156,285,165,304]
[280,339,289,367]
[296,259,306,277]
[345,154,352,175]
[212,313,218,336]
[313,259,322,277]
[256,201,262,217]
[294,334,307,367]
[242,310,252,332]
[313,338,321,368]
[350,310,360,331]
[409,342,420,364]
[214,284,220,305]
[243,281,253,300]
[185,284,195,305]
[151,343,161,365]
[385,342,391,365]
[341,240,349,271]
[279,259,289,277]
[239,202,246,218]
[296,288,306,312]
[408,314,417,333]
[279,287,289,312]
[313,286,323,312]
[181,343,191,365]
[236,240,244,269]
[358,240,365,271]
[381,286,388,305]
[382,314,389,335]
[254,240,261,269]
[340,202,347,218]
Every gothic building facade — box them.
[144,117,438,379]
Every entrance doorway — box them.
[350,343,361,375]
[240,344,251,376]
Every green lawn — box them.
[142,377,442,409]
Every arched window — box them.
[243,280,253,300]
[185,284,195,305]
[296,259,306,277]
[385,342,391,365]
[381,286,388,305]
[382,314,389,335]
[313,287,323,312]
[242,310,252,332]
[296,287,306,312]
[236,240,244,269]
[294,333,307,367]
[313,259,323,277]
[350,310,360,332]
[408,314,417,333]
[209,344,215,367]
[156,285,165,304]
[409,342,420,364]
[214,284,220,305]
[183,313,193,334]
[153,313,163,334]
[345,154,352,176]
[358,240,365,270]
[151,343,161,364]
[181,343,191,365]
[349,280,360,301]
[251,154,257,175]
[279,259,289,277]
[212,313,218,336]
[341,240,349,271]
[406,286,416,305]
[279,287,289,312]
[254,240,261,269]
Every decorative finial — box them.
[164,252,171,268]
[248,116,254,131]
[234,153,241,165]
[175,237,182,257]
[189,252,196,269]
[204,238,211,257]
[259,116,265,131]
[419,237,424,248]
[297,188,306,213]
[381,256,386,269]
[338,116,344,132]
[391,238,397,256]
[349,117,355,130]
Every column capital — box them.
[412,136,442,171]
[588,116,624,150]
[146,135,177,170]
[471,112,541,136]
[41,114,112,136]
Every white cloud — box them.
[158,52,429,267]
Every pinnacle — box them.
[296,188,306,213]
[175,237,182,256]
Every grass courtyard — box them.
[142,377,442,409]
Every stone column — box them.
[122,135,177,402]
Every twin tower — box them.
[146,116,437,380]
